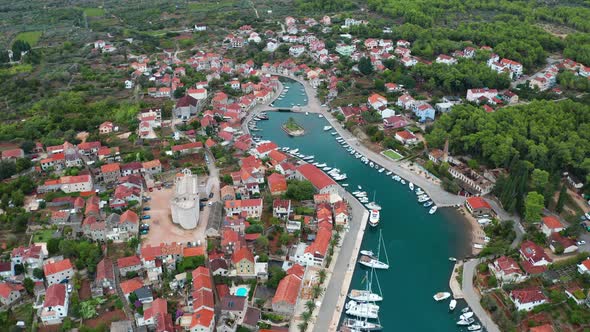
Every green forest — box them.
[426,100,590,186]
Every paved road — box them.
[485,197,524,249]
[462,259,501,332]
[313,190,368,332]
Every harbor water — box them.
[256,79,474,331]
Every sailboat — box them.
[359,230,389,269]
[348,270,383,302]
[343,318,382,331]
[345,269,382,323]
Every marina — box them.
[253,79,472,332]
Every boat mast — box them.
[380,229,390,266]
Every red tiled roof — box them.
[542,216,563,229]
[287,264,305,279]
[494,256,522,275]
[183,246,205,257]
[0,282,21,298]
[43,259,73,276]
[60,174,91,184]
[296,164,336,190]
[172,142,203,152]
[120,278,143,294]
[44,284,67,307]
[396,130,416,140]
[466,196,491,210]
[268,173,287,193]
[272,274,302,305]
[255,142,278,154]
[96,258,114,281]
[117,255,141,268]
[216,284,230,298]
[520,240,552,265]
[305,226,331,257]
[268,150,287,163]
[511,287,547,304]
[232,247,254,264]
[520,260,547,274]
[101,163,120,173]
[190,308,215,329]
[192,288,214,310]
[530,324,554,332]
[121,210,139,224]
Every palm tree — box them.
[302,311,312,323]
[312,284,323,299]
[298,322,308,332]
[318,269,327,284]
[305,300,316,312]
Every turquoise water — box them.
[256,80,473,331]
[271,79,308,108]
[235,287,248,297]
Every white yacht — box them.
[457,318,475,326]
[409,182,414,191]
[348,289,383,302]
[343,318,382,331]
[378,168,385,173]
[468,324,482,331]
[460,312,474,320]
[345,300,379,319]
[366,201,381,211]
[323,125,333,131]
[449,299,457,311]
[429,206,438,214]
[368,209,380,227]
[417,195,430,203]
[359,230,389,269]
[433,292,451,301]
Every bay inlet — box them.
[257,78,473,331]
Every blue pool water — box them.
[235,287,248,297]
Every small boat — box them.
[456,318,475,326]
[418,196,430,203]
[303,155,315,160]
[342,183,349,187]
[368,209,380,227]
[423,201,433,207]
[369,162,374,167]
[460,312,474,320]
[359,197,369,203]
[359,255,389,269]
[378,168,385,173]
[366,201,381,211]
[348,289,383,302]
[429,206,438,214]
[409,182,414,190]
[323,125,333,131]
[373,164,380,169]
[448,257,457,262]
[343,318,382,331]
[360,250,374,256]
[462,307,471,313]
[290,148,299,153]
[468,324,482,331]
[358,185,362,190]
[331,131,337,135]
[318,114,324,118]
[386,171,392,176]
[449,299,457,311]
[393,175,400,181]
[323,167,332,171]
[433,292,451,301]
[400,179,406,185]
[317,163,327,167]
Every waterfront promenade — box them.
[258,71,466,208]
[463,259,501,332]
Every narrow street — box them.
[113,265,136,326]
[462,259,501,332]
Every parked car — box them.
[142,215,151,220]
[577,240,587,246]
[143,207,151,211]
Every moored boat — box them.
[429,206,438,214]
[456,317,475,326]
[345,300,379,319]
[343,318,382,331]
[433,292,451,301]
[468,324,482,331]
[448,257,457,262]
[449,299,457,311]
[348,289,383,302]
[368,209,380,227]
[409,182,414,190]
[460,312,474,320]
[423,201,433,207]
[323,125,333,131]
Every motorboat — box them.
[429,206,438,214]
[418,196,430,203]
[323,125,333,131]
[331,131,338,135]
[448,257,457,262]
[345,300,379,319]
[358,185,362,190]
[355,153,362,159]
[378,168,385,173]
[342,183,349,187]
[317,163,327,168]
[348,290,383,302]
[368,209,380,227]
[360,250,374,256]
[334,174,348,181]
[359,197,369,203]
[289,148,299,153]
[400,179,406,185]
[457,318,475,326]
[373,164,380,169]
[359,255,389,269]
[423,201,433,207]
[449,299,457,311]
[433,292,451,301]
[305,112,309,115]
[303,155,315,160]
[460,312,474,320]
[386,171,392,176]
[369,162,374,167]
[366,201,382,211]
[409,182,414,190]
[343,318,382,331]
[393,175,401,181]
[468,324,482,331]
[323,167,332,171]
[462,307,471,313]
[319,114,324,118]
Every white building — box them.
[43,259,74,286]
[171,169,200,230]
[40,284,70,325]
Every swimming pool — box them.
[235,287,248,297]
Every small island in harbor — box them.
[282,117,305,136]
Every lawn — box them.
[33,229,56,243]
[15,31,42,46]
[382,149,403,160]
[84,7,105,17]
[11,303,34,329]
